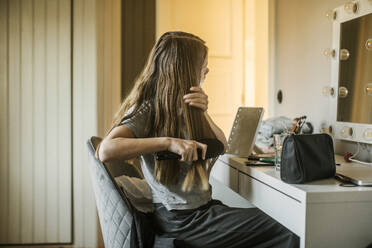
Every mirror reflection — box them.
[337,13,372,124]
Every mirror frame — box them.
[330,0,372,144]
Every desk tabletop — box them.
[219,154,372,203]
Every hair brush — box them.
[155,138,224,161]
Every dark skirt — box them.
[150,199,300,248]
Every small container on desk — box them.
[273,132,292,171]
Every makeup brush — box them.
[155,138,224,161]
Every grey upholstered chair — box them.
[87,136,143,248]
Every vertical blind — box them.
[0,0,72,244]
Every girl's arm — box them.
[204,111,228,154]
[98,125,208,163]
[98,125,169,162]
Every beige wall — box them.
[156,0,244,137]
[74,0,121,247]
[245,0,276,119]
[97,0,122,138]
[252,0,270,118]
[156,0,276,133]
[96,0,122,245]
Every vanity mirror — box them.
[330,0,372,144]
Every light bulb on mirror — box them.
[323,48,336,58]
[344,1,358,14]
[322,86,335,97]
[366,39,372,51]
[339,49,350,60]
[341,126,354,138]
[320,122,333,136]
[364,129,372,141]
[339,86,349,98]
[366,83,372,96]
[325,10,337,20]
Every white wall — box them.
[273,0,345,131]
[273,0,372,159]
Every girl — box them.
[97,31,299,248]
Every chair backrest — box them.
[87,136,137,248]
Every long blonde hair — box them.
[99,31,217,192]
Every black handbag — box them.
[280,133,336,184]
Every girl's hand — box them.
[183,86,208,112]
[166,137,207,161]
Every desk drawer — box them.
[238,172,304,236]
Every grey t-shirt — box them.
[119,101,212,210]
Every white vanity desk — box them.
[211,154,372,248]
